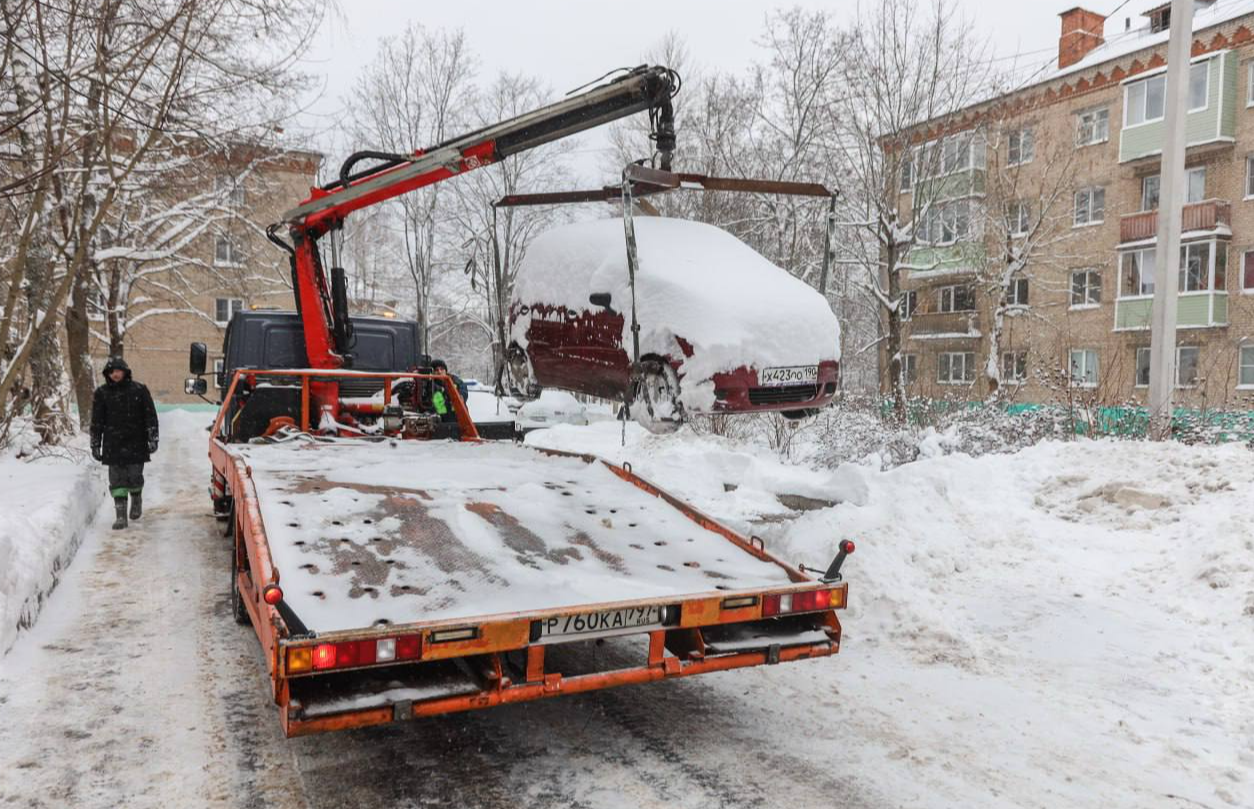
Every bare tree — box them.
[827,0,995,420]
[343,24,476,352]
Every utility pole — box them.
[1148,0,1193,439]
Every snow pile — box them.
[529,419,1252,806]
[526,421,868,527]
[511,217,840,410]
[0,427,103,655]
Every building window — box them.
[1239,345,1254,387]
[1244,249,1254,291]
[1140,168,1204,210]
[901,353,918,384]
[1120,249,1156,297]
[1149,6,1170,33]
[1125,74,1165,127]
[900,289,918,321]
[937,284,975,313]
[1008,277,1029,307]
[214,297,243,324]
[1141,175,1159,211]
[1008,127,1034,166]
[1246,155,1254,198]
[1179,241,1222,292]
[1076,108,1109,146]
[1074,186,1105,226]
[1009,200,1031,236]
[919,199,974,246]
[1071,270,1102,307]
[215,175,245,207]
[899,153,914,191]
[214,236,240,266]
[938,351,976,384]
[1070,349,1099,388]
[1176,346,1199,387]
[1135,347,1151,387]
[1001,350,1027,383]
[1189,62,1210,112]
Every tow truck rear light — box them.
[288,647,312,673]
[396,635,421,659]
[721,596,758,610]
[429,627,477,644]
[375,638,396,662]
[762,588,834,617]
[312,643,337,670]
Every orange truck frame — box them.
[210,369,851,737]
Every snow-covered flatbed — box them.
[235,439,795,634]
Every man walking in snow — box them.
[90,357,159,530]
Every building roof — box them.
[1046,0,1248,82]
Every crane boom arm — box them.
[278,65,678,386]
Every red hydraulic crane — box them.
[265,65,680,423]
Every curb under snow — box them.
[0,462,104,656]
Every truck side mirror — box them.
[189,342,208,375]
[184,377,208,396]
[589,292,612,308]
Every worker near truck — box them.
[429,358,468,423]
[90,357,159,530]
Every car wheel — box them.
[506,344,541,400]
[630,362,684,434]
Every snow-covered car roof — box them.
[512,217,840,386]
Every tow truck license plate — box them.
[760,365,818,386]
[538,605,667,643]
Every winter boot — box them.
[112,497,128,530]
[129,491,142,521]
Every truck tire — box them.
[229,511,250,626]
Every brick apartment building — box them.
[96,147,321,402]
[892,0,1254,408]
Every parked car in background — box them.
[514,390,590,437]
[507,217,840,432]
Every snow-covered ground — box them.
[1,413,1249,808]
[529,422,1254,808]
[0,425,102,655]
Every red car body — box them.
[511,303,839,414]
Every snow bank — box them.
[528,421,1253,806]
[0,431,103,655]
[511,217,840,409]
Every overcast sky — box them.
[290,0,1166,183]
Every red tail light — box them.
[762,589,834,617]
[312,643,336,670]
[396,635,421,660]
[262,584,283,605]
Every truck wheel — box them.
[229,515,250,626]
[631,363,684,435]
[219,497,234,537]
[506,345,541,400]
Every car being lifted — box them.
[506,216,841,432]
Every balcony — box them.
[1114,292,1228,331]
[904,242,984,278]
[907,310,982,340]
[1119,51,1237,163]
[1118,199,1230,244]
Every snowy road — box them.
[0,415,885,809]
[3,414,1250,809]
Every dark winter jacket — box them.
[90,357,159,465]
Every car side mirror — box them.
[184,377,208,396]
[589,292,613,309]
[189,342,207,375]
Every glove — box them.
[90,438,103,463]
[148,438,159,454]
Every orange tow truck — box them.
[185,65,853,737]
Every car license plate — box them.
[537,605,668,643]
[759,365,818,386]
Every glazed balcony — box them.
[1118,199,1230,244]
[907,310,982,340]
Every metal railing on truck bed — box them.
[208,369,849,737]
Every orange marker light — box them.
[287,647,313,673]
[262,585,283,605]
